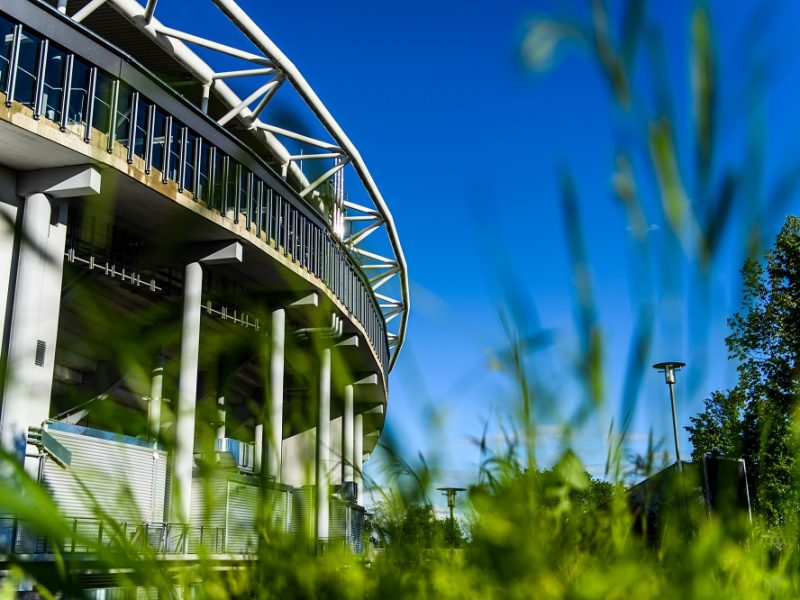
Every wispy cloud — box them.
[625,223,660,235]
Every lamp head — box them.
[437,487,466,509]
[653,361,685,384]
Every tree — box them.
[686,388,745,461]
[686,215,800,522]
[369,499,467,549]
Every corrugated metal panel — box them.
[291,485,314,537]
[225,481,259,553]
[188,476,227,553]
[189,476,227,527]
[349,505,365,554]
[42,428,166,525]
[264,487,291,534]
[329,497,347,541]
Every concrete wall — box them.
[280,416,345,488]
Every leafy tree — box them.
[686,215,800,522]
[369,499,466,549]
[686,388,745,461]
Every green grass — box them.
[3,1,800,597]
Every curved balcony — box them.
[0,0,404,375]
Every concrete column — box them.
[354,413,363,505]
[169,261,202,524]
[316,347,331,542]
[216,394,226,441]
[342,384,354,485]
[254,423,263,474]
[1,192,66,472]
[266,307,285,481]
[147,356,164,439]
[1,166,99,472]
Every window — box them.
[150,108,167,173]
[67,58,91,125]
[114,83,133,148]
[15,29,42,108]
[167,119,181,182]
[209,150,225,211]
[41,44,66,121]
[132,94,149,158]
[92,70,113,135]
[0,17,15,91]
[183,130,196,194]
[196,141,209,200]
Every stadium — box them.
[0,0,408,583]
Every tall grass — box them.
[3,0,800,598]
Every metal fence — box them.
[0,516,227,555]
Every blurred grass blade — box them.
[649,119,690,236]
[558,168,605,411]
[691,4,715,191]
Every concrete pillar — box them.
[216,394,226,441]
[1,192,65,471]
[254,423,263,474]
[354,413,363,505]
[1,166,99,472]
[266,307,285,481]
[147,356,164,439]
[316,347,331,542]
[342,384,354,485]
[169,261,202,524]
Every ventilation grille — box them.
[35,340,46,367]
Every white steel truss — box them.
[62,0,410,371]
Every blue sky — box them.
[171,0,800,510]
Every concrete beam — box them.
[353,373,378,386]
[287,292,318,308]
[199,241,242,265]
[17,165,101,199]
[334,335,359,349]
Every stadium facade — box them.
[0,0,408,580]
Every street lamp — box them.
[653,361,686,472]
[437,487,466,523]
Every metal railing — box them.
[0,7,389,371]
[0,497,365,557]
[0,516,228,555]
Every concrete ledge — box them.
[17,165,101,199]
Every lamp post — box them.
[437,487,466,523]
[653,361,686,473]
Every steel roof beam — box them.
[287,152,343,162]
[254,122,340,152]
[211,0,409,369]
[217,78,279,126]
[71,0,108,23]
[152,24,270,65]
[299,159,349,198]
[212,67,276,80]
